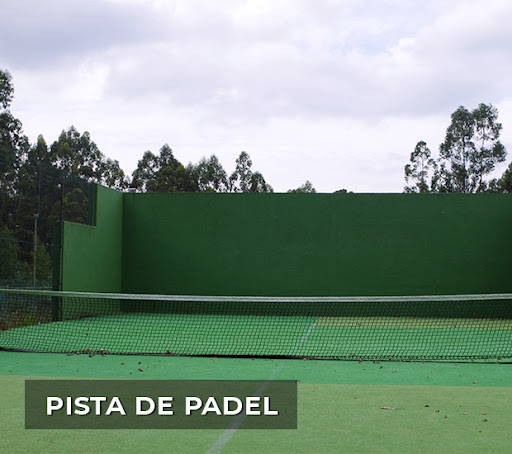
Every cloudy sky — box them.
[2,0,512,192]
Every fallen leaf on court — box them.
[380,407,396,410]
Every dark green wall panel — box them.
[121,193,512,296]
[62,185,123,295]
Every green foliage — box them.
[100,158,129,190]
[50,126,128,189]
[248,171,273,193]
[49,188,88,225]
[229,151,252,192]
[472,103,507,191]
[131,149,273,194]
[33,242,53,284]
[486,162,512,193]
[404,141,438,193]
[438,104,506,193]
[0,69,14,109]
[499,163,512,193]
[438,106,474,192]
[195,155,229,192]
[0,111,24,187]
[0,70,29,226]
[0,226,21,281]
[229,151,273,193]
[406,104,507,193]
[131,145,198,192]
[287,181,316,193]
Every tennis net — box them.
[1,288,511,361]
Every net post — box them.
[51,295,62,322]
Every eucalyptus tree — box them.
[50,127,128,190]
[404,141,438,193]
[438,104,506,193]
[229,151,272,193]
[195,155,229,192]
[131,144,198,192]
[288,180,316,193]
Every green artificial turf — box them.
[0,351,511,452]
[1,371,511,453]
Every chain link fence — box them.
[0,163,94,289]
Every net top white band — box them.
[1,288,512,303]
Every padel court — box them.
[1,186,511,452]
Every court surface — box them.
[1,350,511,453]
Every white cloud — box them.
[3,0,512,192]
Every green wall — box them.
[121,193,512,296]
[61,185,123,294]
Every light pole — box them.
[33,213,39,288]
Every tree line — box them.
[404,103,509,193]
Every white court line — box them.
[205,323,316,454]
